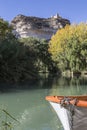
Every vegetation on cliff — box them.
[49,23,87,72]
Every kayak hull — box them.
[46,95,87,130]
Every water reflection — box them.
[49,76,87,96]
[0,76,87,130]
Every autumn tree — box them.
[49,23,87,72]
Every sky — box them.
[0,0,87,24]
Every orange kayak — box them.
[46,95,87,130]
[46,95,87,107]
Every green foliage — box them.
[49,23,87,72]
[0,19,39,82]
[20,38,58,73]
[0,18,58,82]
[0,18,16,41]
[0,39,39,82]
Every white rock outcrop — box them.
[11,14,70,40]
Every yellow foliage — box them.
[49,23,87,61]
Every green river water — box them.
[0,76,87,130]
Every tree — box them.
[20,38,58,73]
[49,23,87,71]
[0,18,16,41]
[0,19,39,82]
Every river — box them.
[0,76,87,130]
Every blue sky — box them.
[0,0,87,23]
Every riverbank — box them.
[62,70,87,78]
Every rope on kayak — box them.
[60,96,78,108]
[60,97,71,107]
[60,97,78,129]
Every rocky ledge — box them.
[11,14,70,40]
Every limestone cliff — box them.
[11,14,70,40]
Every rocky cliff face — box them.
[11,14,70,40]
